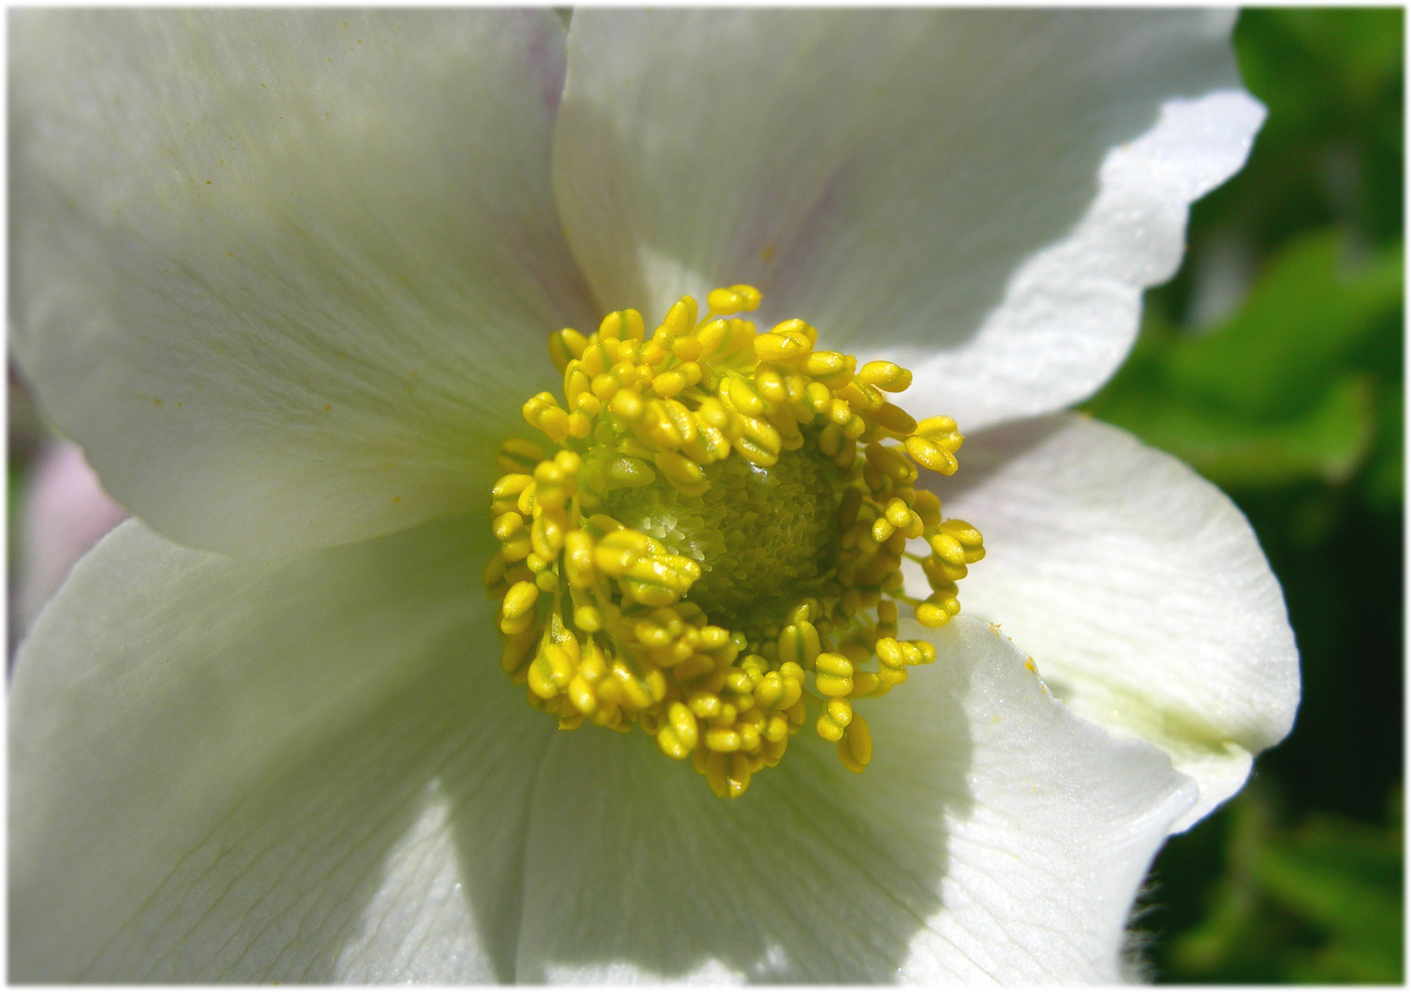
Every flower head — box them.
[9,10,1298,982]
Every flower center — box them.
[486,285,984,798]
[600,443,838,625]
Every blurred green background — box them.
[5,6,1403,984]
[1083,8,1404,982]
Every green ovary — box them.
[601,444,839,624]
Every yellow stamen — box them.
[487,287,983,796]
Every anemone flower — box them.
[8,9,1299,983]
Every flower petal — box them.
[511,616,1194,982]
[10,517,555,981]
[15,440,128,634]
[10,10,593,559]
[930,415,1300,830]
[553,10,1261,427]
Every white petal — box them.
[11,10,593,558]
[10,517,554,981]
[931,415,1300,830]
[900,84,1265,431]
[512,617,1194,983]
[553,11,1261,427]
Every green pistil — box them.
[601,443,839,624]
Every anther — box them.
[489,285,981,796]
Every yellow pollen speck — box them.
[487,286,983,797]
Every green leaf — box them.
[1087,228,1401,489]
[1163,231,1399,415]
[1161,790,1404,983]
[1255,812,1404,983]
[1094,372,1375,489]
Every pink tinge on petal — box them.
[525,11,569,115]
[17,441,129,629]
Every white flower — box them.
[8,9,1298,983]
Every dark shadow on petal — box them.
[497,657,976,982]
[8,513,553,983]
[558,11,1239,354]
[927,415,1069,503]
[60,639,550,982]
[437,678,561,982]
